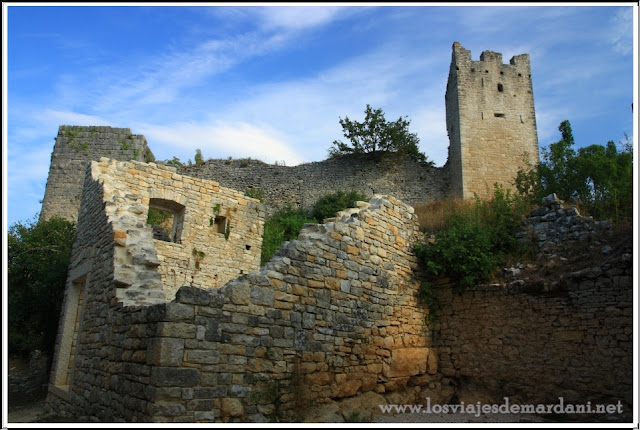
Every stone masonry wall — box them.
[432,197,633,413]
[46,159,439,422]
[445,41,539,199]
[40,125,155,223]
[179,153,448,216]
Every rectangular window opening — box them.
[214,216,227,234]
[494,113,505,118]
[147,199,185,243]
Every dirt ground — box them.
[7,397,48,424]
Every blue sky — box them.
[3,3,637,227]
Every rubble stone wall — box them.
[46,161,438,422]
[433,196,633,412]
[40,126,155,223]
[180,153,449,216]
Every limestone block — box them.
[384,347,429,378]
[221,398,244,417]
[150,367,199,387]
[147,338,184,366]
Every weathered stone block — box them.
[150,367,199,387]
[384,347,429,378]
[221,398,244,417]
[147,337,184,366]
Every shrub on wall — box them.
[261,206,317,265]
[310,190,368,222]
[414,185,531,290]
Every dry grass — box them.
[414,198,475,234]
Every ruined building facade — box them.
[42,44,631,422]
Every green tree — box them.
[8,216,76,357]
[328,104,430,163]
[195,149,204,165]
[515,120,633,223]
[165,156,183,166]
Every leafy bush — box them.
[414,185,530,290]
[261,207,317,264]
[310,190,368,222]
[8,216,76,357]
[515,120,633,224]
[261,190,370,265]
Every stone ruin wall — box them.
[433,195,632,413]
[46,159,439,422]
[446,42,539,199]
[39,126,155,223]
[181,153,449,216]
[45,158,633,422]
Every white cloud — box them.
[609,7,633,55]
[39,109,111,127]
[411,107,449,167]
[139,121,306,166]
[256,6,348,31]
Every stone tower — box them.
[39,125,154,222]
[445,42,539,199]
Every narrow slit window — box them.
[494,113,505,118]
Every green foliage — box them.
[64,129,79,143]
[120,142,130,150]
[310,190,368,222]
[515,121,633,224]
[133,149,139,160]
[165,156,183,166]
[70,140,89,153]
[245,187,265,203]
[261,206,317,265]
[417,283,440,326]
[225,223,231,240]
[147,207,172,225]
[192,248,205,270]
[8,216,76,357]
[195,148,204,165]
[328,104,430,163]
[414,185,530,291]
[143,148,155,163]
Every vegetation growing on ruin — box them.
[515,120,633,225]
[261,206,316,265]
[194,149,204,165]
[311,190,368,222]
[245,187,265,203]
[328,104,431,163]
[8,216,76,357]
[261,190,371,264]
[414,185,532,292]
